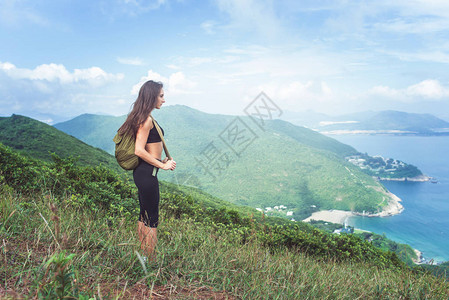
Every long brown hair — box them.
[118,80,163,137]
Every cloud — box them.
[373,17,449,34]
[407,79,449,99]
[131,70,197,95]
[123,0,167,10]
[201,20,217,34]
[0,61,126,118]
[0,62,124,86]
[390,0,449,19]
[0,0,48,27]
[370,85,402,98]
[117,57,144,66]
[100,0,168,18]
[377,49,449,64]
[370,79,449,101]
[251,80,335,112]
[214,0,281,38]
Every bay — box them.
[328,135,449,263]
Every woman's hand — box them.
[162,159,176,170]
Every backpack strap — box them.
[152,118,172,160]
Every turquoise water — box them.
[329,135,449,263]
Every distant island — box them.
[346,154,431,181]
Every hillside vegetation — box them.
[1,143,449,298]
[0,146,449,299]
[0,114,122,173]
[53,105,400,220]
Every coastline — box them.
[301,192,433,265]
[354,188,404,217]
[413,249,425,264]
[302,188,404,224]
[378,174,431,182]
[303,186,405,224]
[302,210,427,265]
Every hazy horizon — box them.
[3,104,449,126]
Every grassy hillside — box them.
[0,143,428,264]
[0,114,122,173]
[54,105,393,219]
[2,144,449,298]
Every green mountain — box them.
[54,105,397,220]
[0,114,122,173]
[54,113,127,154]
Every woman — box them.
[118,80,176,261]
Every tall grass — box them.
[2,190,449,299]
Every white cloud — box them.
[123,0,167,10]
[0,0,48,27]
[407,79,449,99]
[252,80,335,111]
[304,1,449,31]
[390,0,449,19]
[0,61,127,119]
[117,57,144,66]
[0,62,124,86]
[201,20,217,34]
[166,64,181,70]
[370,79,449,101]
[370,85,402,98]
[215,0,281,38]
[131,70,197,96]
[101,0,168,17]
[374,17,449,34]
[379,49,449,64]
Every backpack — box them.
[113,117,171,171]
[113,131,139,170]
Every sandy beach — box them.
[303,189,404,224]
[302,210,354,224]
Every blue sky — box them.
[1,0,449,123]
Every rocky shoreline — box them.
[413,249,425,264]
[354,189,404,217]
[377,174,432,182]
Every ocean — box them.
[328,135,449,263]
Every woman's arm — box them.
[134,116,176,170]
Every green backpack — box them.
[113,131,139,170]
[113,118,171,171]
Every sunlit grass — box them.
[2,190,449,299]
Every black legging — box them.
[133,159,160,228]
